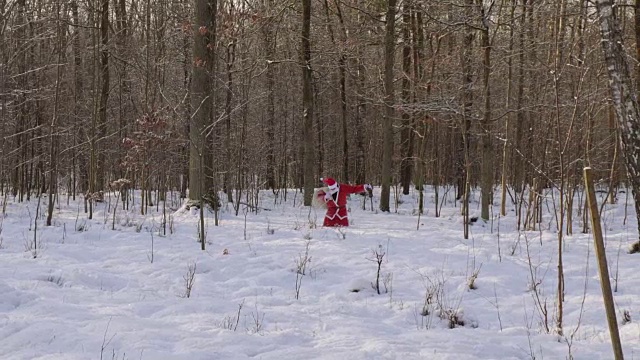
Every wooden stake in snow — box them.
[583,167,624,360]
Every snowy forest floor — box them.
[1,186,640,360]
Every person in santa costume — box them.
[314,177,372,227]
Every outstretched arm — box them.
[340,183,370,195]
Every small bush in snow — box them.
[220,300,244,331]
[248,303,265,334]
[295,240,312,300]
[439,308,466,329]
[368,246,386,295]
[622,310,631,325]
[76,220,88,232]
[45,274,64,287]
[266,219,275,235]
[181,262,197,298]
[383,272,393,294]
[467,264,482,290]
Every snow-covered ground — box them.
[1,186,639,360]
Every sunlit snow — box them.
[0,186,639,360]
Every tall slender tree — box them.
[400,1,413,196]
[302,0,316,206]
[595,0,640,250]
[380,0,397,212]
[47,0,65,226]
[97,0,110,191]
[189,0,217,202]
[460,0,474,238]
[479,0,493,221]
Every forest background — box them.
[0,0,637,235]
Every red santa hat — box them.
[321,177,339,192]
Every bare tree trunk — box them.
[264,12,276,190]
[97,0,110,192]
[70,0,85,201]
[344,0,367,185]
[114,0,130,187]
[144,0,152,112]
[513,0,527,194]
[553,0,569,336]
[0,0,7,193]
[595,0,640,249]
[88,1,100,219]
[400,3,415,195]
[324,0,350,183]
[15,0,27,202]
[302,0,316,206]
[339,59,349,183]
[189,0,216,201]
[47,2,64,226]
[461,0,474,238]
[412,7,428,214]
[501,0,517,217]
[380,0,397,212]
[181,0,191,199]
[354,53,366,184]
[636,0,640,100]
[224,39,235,203]
[400,1,413,196]
[479,1,493,221]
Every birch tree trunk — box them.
[636,0,640,100]
[595,0,640,249]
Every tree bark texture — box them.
[480,2,493,221]
[302,0,316,206]
[189,0,217,201]
[595,0,640,245]
[380,0,397,212]
[400,2,414,196]
[97,0,110,191]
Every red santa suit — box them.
[316,178,368,227]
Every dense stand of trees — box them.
[4,0,640,339]
[1,0,639,227]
